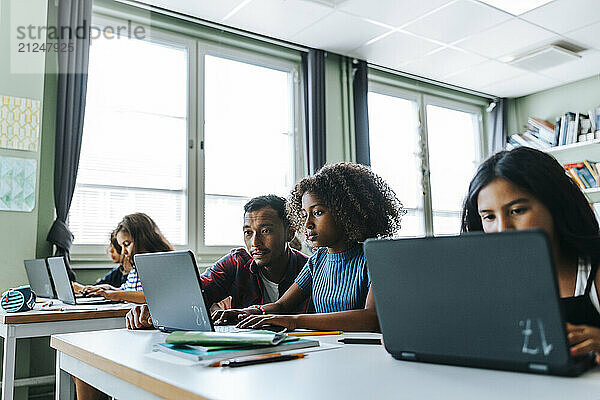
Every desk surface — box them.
[52,329,600,400]
[0,303,132,324]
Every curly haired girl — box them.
[214,162,404,331]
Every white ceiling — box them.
[137,0,600,98]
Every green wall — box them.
[507,74,600,136]
[0,0,50,294]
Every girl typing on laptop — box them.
[81,213,174,303]
[213,162,404,332]
[461,147,600,362]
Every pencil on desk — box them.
[287,331,342,337]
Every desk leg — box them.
[55,353,74,400]
[1,329,15,400]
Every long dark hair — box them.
[109,229,122,254]
[115,213,173,258]
[461,147,600,263]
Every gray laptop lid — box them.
[134,250,213,332]
[24,259,56,299]
[365,230,573,374]
[47,257,77,305]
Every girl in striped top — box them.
[215,162,404,332]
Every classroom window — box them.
[427,104,481,235]
[70,16,303,257]
[368,91,425,237]
[368,85,483,237]
[202,55,296,247]
[70,28,189,248]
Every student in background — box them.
[125,195,309,329]
[214,162,404,332]
[73,231,128,295]
[461,147,600,360]
[83,212,173,304]
[95,231,129,287]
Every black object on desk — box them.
[338,338,382,345]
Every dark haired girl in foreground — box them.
[462,146,600,360]
[214,162,404,332]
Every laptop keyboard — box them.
[214,325,248,333]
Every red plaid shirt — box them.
[199,247,309,311]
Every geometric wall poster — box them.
[0,95,41,151]
[0,157,37,212]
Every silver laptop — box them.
[47,257,116,305]
[24,259,56,299]
[365,230,596,377]
[134,250,253,333]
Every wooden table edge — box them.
[50,335,210,400]
[1,308,130,324]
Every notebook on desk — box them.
[134,250,279,333]
[47,257,116,305]
[365,230,596,377]
[24,259,56,299]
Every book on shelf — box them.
[564,161,599,190]
[508,113,599,150]
[154,337,319,362]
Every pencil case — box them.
[1,285,37,312]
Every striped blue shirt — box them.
[120,267,143,291]
[295,245,370,313]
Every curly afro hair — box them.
[288,162,405,243]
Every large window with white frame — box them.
[368,82,484,237]
[70,15,303,258]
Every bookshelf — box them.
[543,139,600,203]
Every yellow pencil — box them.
[287,331,342,337]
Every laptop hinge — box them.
[528,363,548,372]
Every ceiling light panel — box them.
[477,0,554,15]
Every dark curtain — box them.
[46,0,93,279]
[352,59,370,166]
[488,98,507,154]
[301,49,327,175]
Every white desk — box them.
[52,329,600,400]
[0,303,131,400]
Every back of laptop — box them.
[365,230,584,376]
[134,250,213,332]
[47,257,76,305]
[24,259,55,299]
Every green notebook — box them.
[154,338,319,362]
[165,330,290,346]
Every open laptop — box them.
[24,259,56,299]
[135,250,272,333]
[47,257,116,305]
[364,230,596,377]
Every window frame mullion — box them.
[418,95,434,237]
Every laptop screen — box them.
[24,259,55,299]
[365,230,570,371]
[47,257,77,305]
[134,250,213,332]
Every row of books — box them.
[506,114,600,151]
[565,160,600,191]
